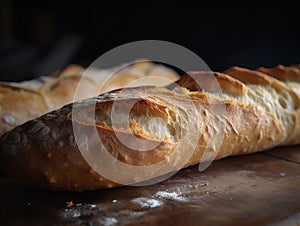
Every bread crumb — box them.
[66,201,74,207]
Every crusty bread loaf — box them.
[0,67,96,138]
[0,62,179,137]
[0,64,299,191]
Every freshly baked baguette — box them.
[0,62,179,137]
[0,65,299,191]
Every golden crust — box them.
[0,85,48,137]
[223,66,289,92]
[257,64,300,82]
[174,71,247,96]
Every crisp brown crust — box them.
[223,66,289,91]
[257,64,300,82]
[173,71,247,97]
[3,62,300,190]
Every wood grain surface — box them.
[0,146,300,226]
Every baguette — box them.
[0,66,96,138]
[0,62,179,138]
[0,64,299,191]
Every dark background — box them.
[0,0,299,81]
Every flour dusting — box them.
[154,191,188,202]
[101,217,118,226]
[131,197,163,208]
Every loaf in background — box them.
[0,62,180,137]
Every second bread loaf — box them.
[0,62,179,137]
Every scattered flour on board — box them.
[101,217,118,226]
[131,197,163,208]
[154,191,188,202]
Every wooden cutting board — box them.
[0,146,300,226]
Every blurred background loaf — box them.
[0,61,179,137]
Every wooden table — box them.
[1,146,300,225]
